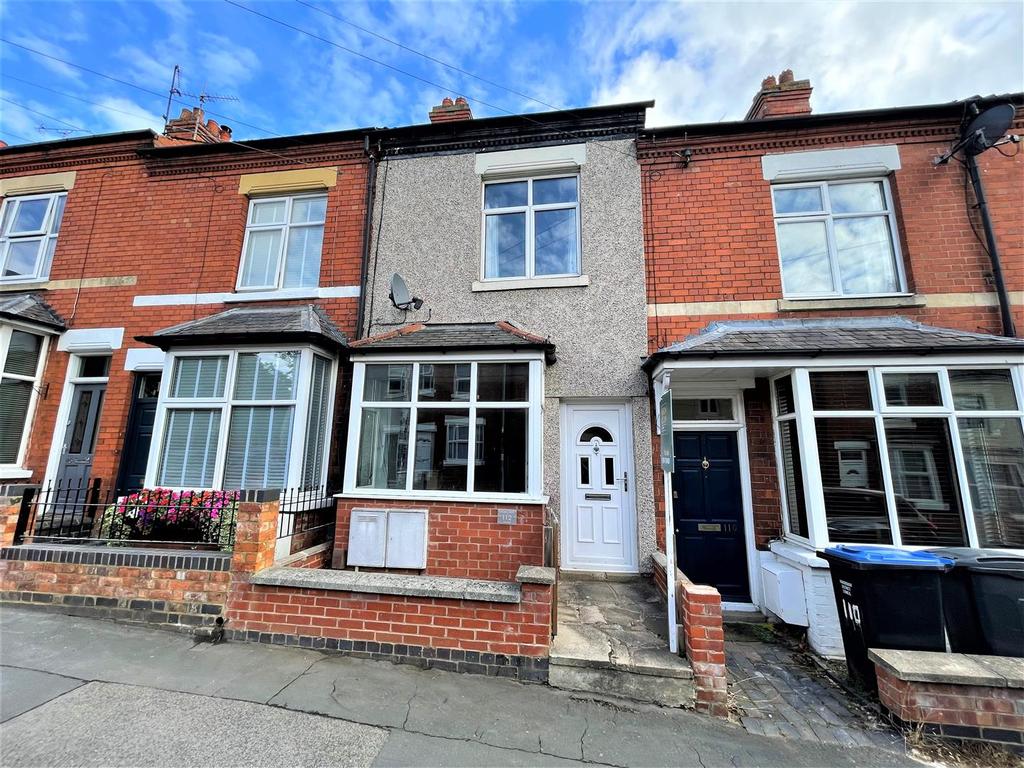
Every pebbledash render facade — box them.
[335,101,657,585]
[639,73,1024,656]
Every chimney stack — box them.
[160,107,231,144]
[745,69,812,120]
[429,96,473,123]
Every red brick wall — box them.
[334,499,545,581]
[639,108,1024,553]
[744,379,783,548]
[876,665,1023,744]
[640,111,1024,351]
[0,137,368,487]
[227,582,553,657]
[651,553,728,716]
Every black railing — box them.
[277,486,337,557]
[16,480,238,551]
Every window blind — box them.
[302,354,330,487]
[158,409,221,487]
[223,406,293,489]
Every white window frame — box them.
[236,193,328,292]
[771,177,907,300]
[343,352,545,503]
[0,323,50,476]
[0,192,67,283]
[480,174,582,283]
[144,345,337,491]
[774,363,1024,550]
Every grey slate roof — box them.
[0,293,65,331]
[136,305,347,350]
[351,322,556,364]
[645,317,1024,369]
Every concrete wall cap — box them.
[250,567,523,603]
[868,648,1011,687]
[516,565,556,585]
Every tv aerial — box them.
[389,273,424,311]
[934,101,1019,338]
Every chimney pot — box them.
[745,69,812,120]
[429,96,473,123]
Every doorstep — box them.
[549,576,694,707]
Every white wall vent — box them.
[347,508,428,569]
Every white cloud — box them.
[89,96,164,133]
[582,1,1024,126]
[6,33,85,85]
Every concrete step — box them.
[549,662,696,708]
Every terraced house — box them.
[639,73,1024,656]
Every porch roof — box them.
[0,292,65,332]
[351,321,556,364]
[136,305,347,351]
[643,317,1024,371]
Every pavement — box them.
[726,623,903,749]
[0,605,920,767]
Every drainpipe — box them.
[965,152,1016,337]
[355,136,379,340]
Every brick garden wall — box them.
[876,665,1024,749]
[333,499,546,581]
[651,553,728,716]
[0,495,241,631]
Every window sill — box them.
[770,537,828,567]
[471,275,589,293]
[778,294,925,312]
[226,286,359,303]
[337,491,549,506]
[0,467,33,480]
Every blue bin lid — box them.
[823,545,954,569]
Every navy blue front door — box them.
[672,431,750,602]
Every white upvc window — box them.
[0,324,49,473]
[344,354,545,501]
[0,192,67,283]
[237,193,327,291]
[146,346,336,491]
[481,175,581,281]
[773,364,1024,550]
[771,178,906,299]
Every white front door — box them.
[562,403,638,572]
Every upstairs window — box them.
[0,192,67,282]
[238,193,327,291]
[482,176,580,281]
[772,179,904,298]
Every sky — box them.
[0,0,1021,146]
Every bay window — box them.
[150,348,334,490]
[347,357,542,499]
[774,365,1024,549]
[0,325,48,471]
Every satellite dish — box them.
[389,273,423,311]
[961,103,1015,156]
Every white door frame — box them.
[559,399,639,573]
[668,387,761,611]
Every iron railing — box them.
[277,486,337,557]
[16,480,238,551]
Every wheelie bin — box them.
[820,545,953,690]
[929,548,1024,657]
